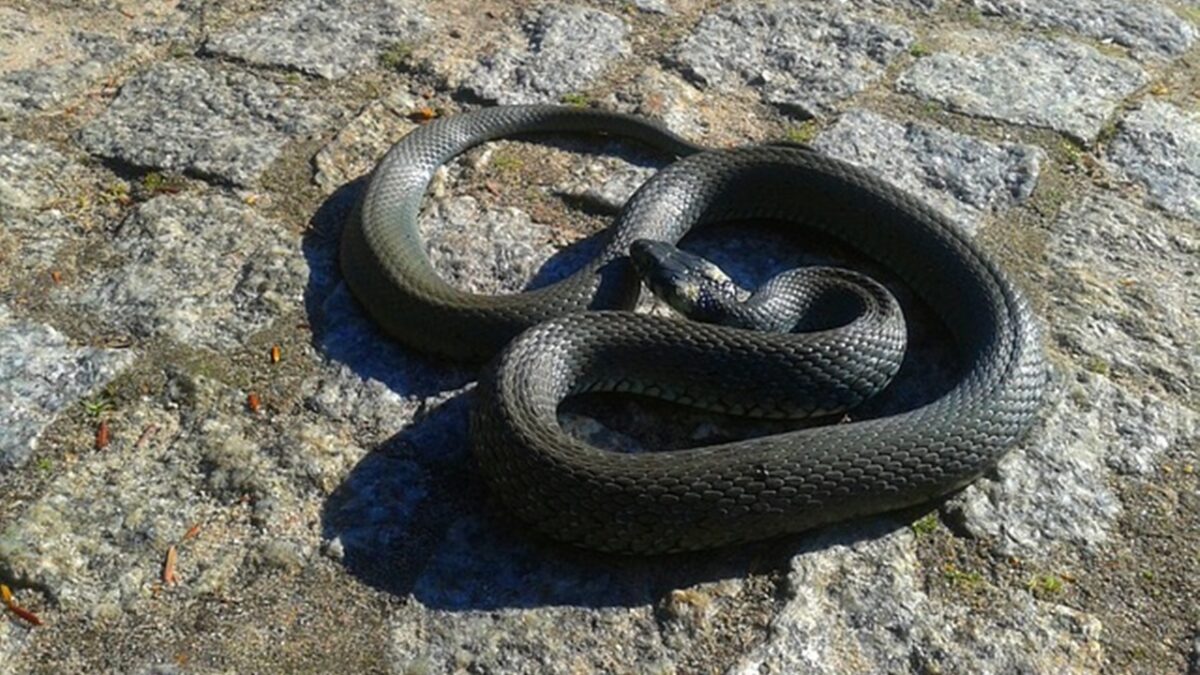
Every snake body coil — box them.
[341,105,1047,554]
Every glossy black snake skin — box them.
[339,105,1047,554]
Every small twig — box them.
[182,523,203,542]
[95,420,111,450]
[134,424,160,449]
[1,584,43,626]
[163,546,179,586]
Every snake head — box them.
[629,239,745,324]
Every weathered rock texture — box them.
[458,6,630,105]
[77,63,331,185]
[814,109,1043,233]
[899,36,1147,142]
[205,0,430,79]
[68,194,308,350]
[0,305,133,470]
[1106,101,1200,222]
[672,2,914,117]
[0,15,130,116]
[0,0,1197,672]
[971,0,1195,59]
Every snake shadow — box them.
[317,388,943,611]
[306,158,963,611]
[302,175,616,400]
[319,390,930,611]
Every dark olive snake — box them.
[339,105,1047,554]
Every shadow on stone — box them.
[319,393,474,600]
[320,385,905,610]
[302,179,471,398]
[301,175,621,397]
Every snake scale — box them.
[340,105,1047,554]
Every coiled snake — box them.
[340,105,1047,554]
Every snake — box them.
[340,105,1047,554]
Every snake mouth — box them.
[628,238,709,311]
[629,238,681,296]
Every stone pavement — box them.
[0,0,1197,672]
